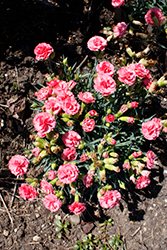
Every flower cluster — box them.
[8,37,166,216]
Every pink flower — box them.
[120,104,128,113]
[105,114,115,123]
[19,184,38,200]
[67,80,77,90]
[96,61,115,77]
[145,8,163,26]
[80,153,89,162]
[128,117,135,124]
[132,151,142,158]
[40,179,54,194]
[44,97,62,115]
[43,194,61,212]
[34,87,52,101]
[130,175,136,184]
[61,147,78,162]
[113,22,127,38]
[102,152,109,158]
[146,151,155,169]
[34,42,54,61]
[47,170,56,180]
[143,78,153,89]
[129,101,138,108]
[32,148,41,157]
[33,112,56,138]
[142,118,162,140]
[94,74,116,96]
[123,162,131,170]
[82,117,95,132]
[129,63,148,79]
[78,92,95,103]
[110,139,117,145]
[87,36,107,51]
[62,95,80,115]
[164,127,167,133]
[68,201,86,215]
[111,0,125,7]
[117,66,136,86]
[88,110,98,116]
[83,174,93,188]
[99,190,121,209]
[62,131,81,148]
[8,155,29,176]
[135,175,151,189]
[58,163,79,184]
[141,170,151,177]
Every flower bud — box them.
[104,164,115,171]
[109,152,118,157]
[107,109,112,114]
[63,57,68,65]
[126,47,135,57]
[51,163,57,169]
[157,76,167,87]
[51,146,61,154]
[98,144,103,155]
[99,168,106,182]
[30,103,37,108]
[104,157,118,165]
[61,117,70,123]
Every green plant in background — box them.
[55,219,70,239]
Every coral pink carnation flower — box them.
[117,66,136,86]
[129,101,138,108]
[40,179,54,194]
[43,194,61,212]
[142,118,162,140]
[82,117,95,132]
[32,147,41,157]
[110,139,117,145]
[120,104,128,113]
[62,131,81,148]
[19,184,38,200]
[135,175,151,189]
[111,0,125,7]
[58,163,79,184]
[47,170,56,180]
[94,74,116,96]
[80,153,89,162]
[129,63,148,79]
[61,147,78,162]
[105,114,115,123]
[61,96,80,115]
[8,155,29,176]
[34,42,54,61]
[68,201,86,215]
[83,174,93,188]
[123,161,131,170]
[87,36,107,51]
[113,22,127,38]
[96,61,115,77]
[146,151,155,169]
[88,110,98,116]
[128,117,135,124]
[78,92,95,103]
[67,80,77,90]
[145,7,163,26]
[44,97,62,115]
[34,87,52,101]
[99,190,121,209]
[33,112,56,138]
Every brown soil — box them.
[0,0,167,249]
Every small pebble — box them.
[3,230,9,237]
[70,215,80,225]
[33,235,41,242]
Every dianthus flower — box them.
[135,175,151,189]
[58,163,79,184]
[99,190,121,209]
[113,22,127,38]
[68,201,86,215]
[19,184,38,200]
[40,179,54,194]
[82,117,95,132]
[34,42,54,61]
[142,118,162,140]
[43,194,61,212]
[87,36,107,51]
[8,155,29,176]
[111,0,125,7]
[33,112,56,138]
[96,61,115,77]
[145,7,163,26]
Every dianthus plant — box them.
[8,38,167,215]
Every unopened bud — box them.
[51,163,57,169]
[104,157,118,165]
